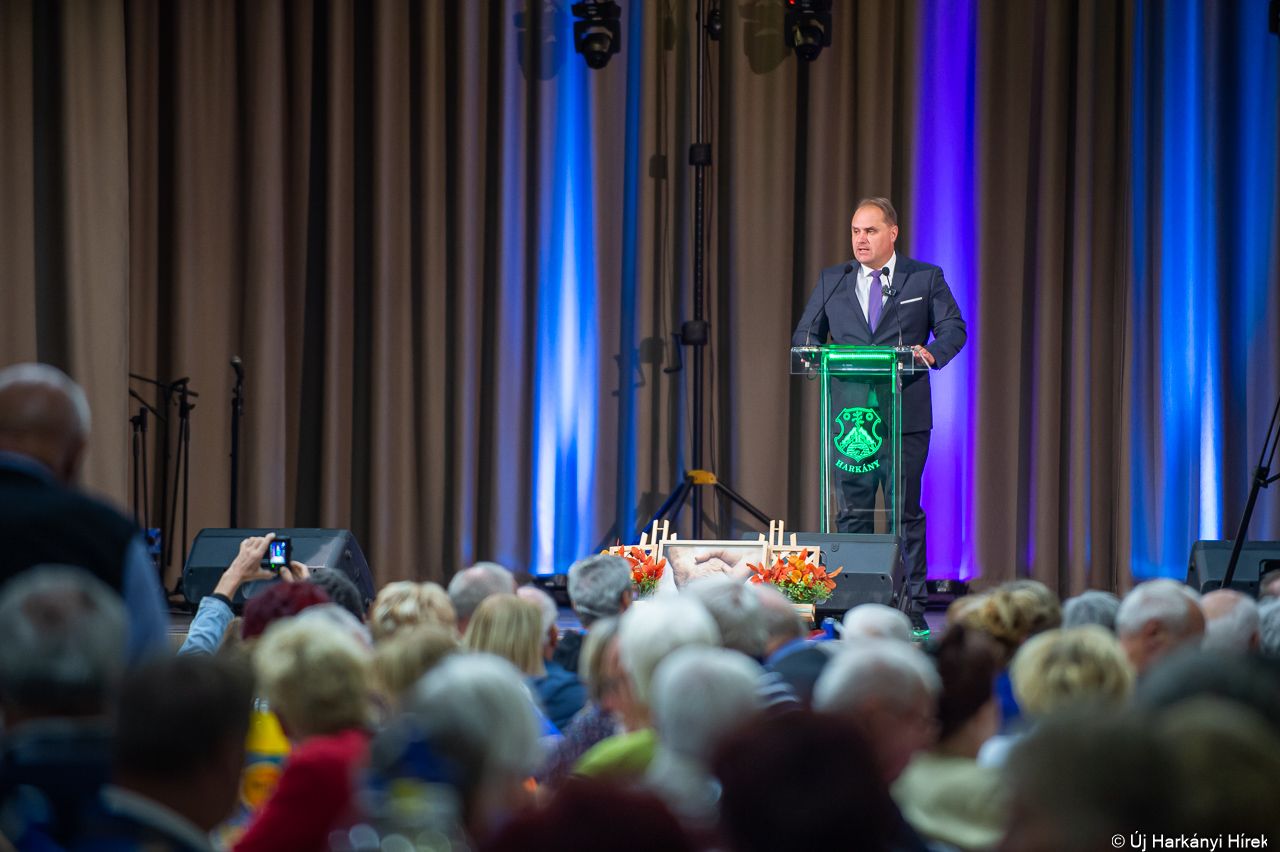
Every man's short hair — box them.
[1062,590,1121,631]
[813,638,941,716]
[684,576,767,658]
[1260,598,1280,659]
[1202,590,1260,653]
[0,565,127,716]
[1115,579,1202,638]
[567,555,632,627]
[516,585,559,637]
[618,597,721,704]
[755,584,805,645]
[842,603,912,643]
[855,197,898,227]
[115,655,254,778]
[650,646,763,762]
[447,562,516,622]
[308,567,365,621]
[0,362,92,440]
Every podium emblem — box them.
[834,407,882,473]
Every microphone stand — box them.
[1222,390,1280,590]
[230,357,244,527]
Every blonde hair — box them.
[462,594,545,677]
[1010,625,1135,717]
[254,616,371,737]
[962,584,1062,664]
[372,623,458,707]
[370,581,457,642]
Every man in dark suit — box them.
[792,198,966,633]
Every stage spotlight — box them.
[784,0,832,62]
[571,1,621,70]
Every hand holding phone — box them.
[264,537,292,572]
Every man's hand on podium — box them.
[911,345,935,367]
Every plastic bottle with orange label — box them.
[211,697,291,850]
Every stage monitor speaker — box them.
[1186,540,1280,595]
[182,528,375,609]
[789,533,908,621]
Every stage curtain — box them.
[5,0,1276,592]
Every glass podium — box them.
[791,346,922,534]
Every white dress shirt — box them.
[855,251,898,323]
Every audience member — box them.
[519,585,586,730]
[408,653,544,843]
[574,597,720,780]
[1134,648,1280,735]
[307,567,366,623]
[239,579,331,642]
[0,566,126,849]
[1114,579,1205,676]
[1200,588,1260,653]
[447,562,516,633]
[685,577,797,711]
[370,623,458,712]
[893,626,1004,851]
[102,655,255,850]
[0,364,167,659]
[485,778,695,852]
[1261,597,1280,659]
[713,712,895,852]
[814,639,941,793]
[556,554,633,674]
[234,616,372,852]
[758,583,830,707]
[645,646,763,830]
[179,534,311,656]
[946,594,986,630]
[368,580,457,642]
[462,594,546,677]
[1060,589,1120,631]
[844,603,913,643]
[538,618,628,788]
[1260,568,1280,600]
[998,712,1177,852]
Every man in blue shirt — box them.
[0,363,168,660]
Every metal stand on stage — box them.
[1222,390,1280,590]
[642,0,770,541]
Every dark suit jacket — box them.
[791,254,967,433]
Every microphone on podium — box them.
[880,268,904,348]
[805,263,856,346]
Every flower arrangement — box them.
[747,548,841,605]
[618,545,666,597]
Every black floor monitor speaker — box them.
[183,528,375,608]
[790,533,908,621]
[1186,540,1280,595]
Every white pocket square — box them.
[900,296,923,305]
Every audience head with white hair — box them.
[0,565,127,724]
[754,583,806,658]
[813,638,941,783]
[447,562,516,634]
[1261,598,1280,660]
[646,646,764,827]
[567,554,633,628]
[1115,579,1205,675]
[617,597,721,708]
[684,575,768,659]
[1200,589,1260,654]
[843,603,913,643]
[516,584,560,660]
[409,653,544,841]
[1062,589,1121,632]
[0,363,92,484]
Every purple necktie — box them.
[868,268,883,332]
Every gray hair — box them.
[618,597,721,704]
[567,554,632,627]
[1202,590,1260,654]
[842,603,912,643]
[0,362,92,440]
[684,575,768,659]
[1062,590,1121,631]
[814,638,941,716]
[755,583,805,644]
[411,652,544,783]
[1259,598,1280,659]
[650,646,763,762]
[0,565,127,716]
[447,562,516,622]
[1115,579,1202,638]
[516,585,559,636]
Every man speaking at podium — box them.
[791,198,966,634]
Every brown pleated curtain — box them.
[0,0,1133,595]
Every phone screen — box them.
[268,539,290,568]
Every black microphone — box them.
[806,263,856,345]
[230,356,244,381]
